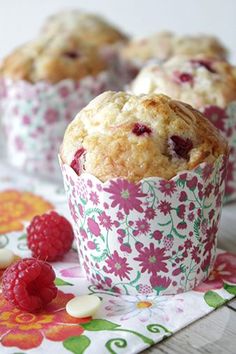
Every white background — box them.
[0,0,235,62]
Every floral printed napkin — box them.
[0,162,236,354]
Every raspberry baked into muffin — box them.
[60,91,228,296]
[129,56,236,202]
[61,91,228,182]
[41,10,127,49]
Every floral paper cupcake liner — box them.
[201,102,236,203]
[60,154,227,296]
[0,73,115,181]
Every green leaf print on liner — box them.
[18,233,27,241]
[224,283,236,295]
[147,323,172,334]
[54,277,73,286]
[204,291,226,308]
[63,335,91,354]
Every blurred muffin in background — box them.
[0,34,107,83]
[0,33,117,181]
[129,55,236,202]
[130,55,236,108]
[40,9,128,49]
[120,32,228,84]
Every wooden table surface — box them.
[143,203,236,354]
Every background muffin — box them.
[129,55,236,108]
[0,34,117,181]
[41,10,128,49]
[121,32,228,66]
[129,56,236,202]
[0,34,108,83]
[61,91,228,182]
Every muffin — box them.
[122,32,228,65]
[0,35,107,83]
[129,55,236,202]
[120,32,228,84]
[60,91,228,296]
[0,34,116,180]
[41,10,128,49]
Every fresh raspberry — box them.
[27,211,74,261]
[2,258,57,311]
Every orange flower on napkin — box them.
[0,190,53,234]
[0,290,89,350]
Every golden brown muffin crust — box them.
[61,92,228,182]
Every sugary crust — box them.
[61,91,228,182]
[129,55,236,108]
[41,10,128,48]
[121,32,228,64]
[0,35,107,83]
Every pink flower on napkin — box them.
[194,252,236,292]
[60,266,85,278]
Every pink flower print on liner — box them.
[133,218,150,236]
[152,230,163,241]
[87,218,101,237]
[150,275,172,294]
[159,180,177,197]
[144,207,156,220]
[44,108,59,124]
[104,179,146,215]
[195,252,236,292]
[173,71,194,85]
[103,251,132,280]
[89,191,99,205]
[134,243,169,274]
[22,115,31,125]
[98,212,112,230]
[58,86,70,98]
[203,106,227,132]
[158,200,172,215]
[14,136,24,150]
[202,221,218,256]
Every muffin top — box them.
[0,35,107,83]
[130,55,236,109]
[121,32,228,64]
[41,10,128,48]
[61,91,228,182]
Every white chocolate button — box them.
[66,295,101,318]
[0,249,15,269]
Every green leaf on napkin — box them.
[204,291,226,308]
[81,319,120,331]
[224,283,236,295]
[63,335,91,354]
[18,234,27,241]
[54,277,73,286]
